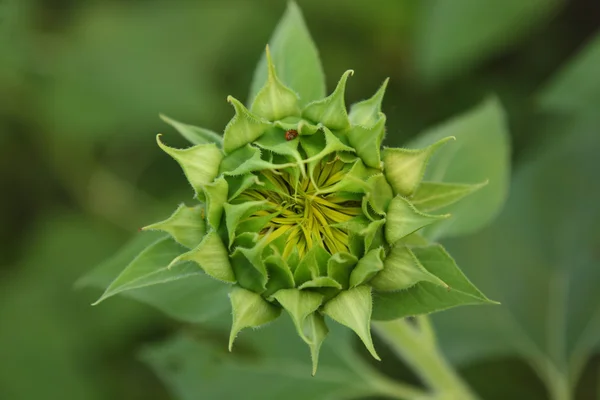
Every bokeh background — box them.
[1,0,599,399]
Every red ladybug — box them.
[285,129,298,141]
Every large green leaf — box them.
[372,244,494,320]
[433,115,600,398]
[141,317,422,400]
[414,0,563,83]
[248,1,325,107]
[80,232,230,323]
[408,97,510,239]
[537,31,600,115]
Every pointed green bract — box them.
[251,46,301,121]
[229,287,281,350]
[142,204,206,249]
[223,96,272,154]
[349,78,389,127]
[203,177,228,230]
[171,231,235,283]
[411,181,488,213]
[272,288,324,343]
[160,114,223,147]
[347,113,386,169]
[263,255,295,297]
[304,313,329,376]
[157,135,222,199]
[382,136,454,197]
[385,196,449,245]
[323,286,380,360]
[224,200,270,247]
[248,1,325,106]
[370,245,447,291]
[302,70,353,130]
[365,174,393,215]
[93,237,197,305]
[327,252,358,289]
[349,247,384,288]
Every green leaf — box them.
[409,97,510,239]
[385,196,449,245]
[250,45,301,120]
[382,136,454,197]
[80,233,230,324]
[537,31,600,114]
[410,181,487,213]
[347,114,386,169]
[370,245,447,291]
[349,78,389,127]
[142,204,206,249]
[92,237,198,305]
[157,135,223,200]
[323,286,380,360]
[142,317,393,399]
[223,96,272,154]
[229,287,281,351]
[159,114,223,147]
[372,244,494,320]
[263,255,295,298]
[414,0,563,83]
[302,70,353,130]
[432,120,600,396]
[170,231,235,284]
[349,248,384,288]
[272,288,324,343]
[248,1,325,107]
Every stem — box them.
[373,318,479,400]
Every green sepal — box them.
[159,114,223,148]
[223,200,270,248]
[263,255,295,298]
[254,127,305,171]
[370,245,447,291]
[156,135,222,200]
[228,287,281,351]
[230,235,271,293]
[304,313,329,376]
[272,288,324,342]
[347,113,386,169]
[322,286,380,361]
[169,230,235,283]
[293,246,331,286]
[203,177,228,230]
[220,145,284,176]
[316,158,372,195]
[382,136,455,197]
[327,252,358,289]
[142,204,206,249]
[363,218,385,251]
[223,96,272,154]
[365,174,393,215]
[349,78,389,127]
[226,174,263,201]
[301,127,355,182]
[251,45,301,121]
[302,70,353,130]
[385,196,449,245]
[410,181,488,213]
[298,277,342,290]
[349,247,384,288]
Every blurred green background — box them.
[1,0,599,399]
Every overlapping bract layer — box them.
[145,48,487,374]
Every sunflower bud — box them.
[125,46,489,375]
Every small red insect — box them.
[285,129,298,141]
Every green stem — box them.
[373,318,479,400]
